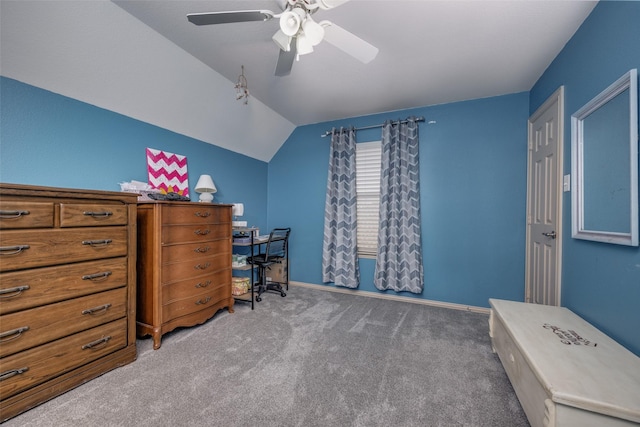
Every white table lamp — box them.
[232,203,247,227]
[195,174,217,202]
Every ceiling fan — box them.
[187,0,379,76]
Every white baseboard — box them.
[289,281,490,315]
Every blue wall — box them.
[2,1,637,357]
[530,1,640,356]
[0,77,268,230]
[268,92,530,308]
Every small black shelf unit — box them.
[231,226,289,309]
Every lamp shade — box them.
[232,203,247,226]
[232,203,244,217]
[195,174,217,202]
[195,174,216,192]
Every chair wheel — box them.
[281,292,286,297]
[256,296,262,302]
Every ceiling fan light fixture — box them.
[279,7,304,36]
[302,17,325,46]
[272,29,291,51]
[296,33,314,57]
[317,0,350,10]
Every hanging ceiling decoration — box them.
[187,0,378,77]
[234,65,249,104]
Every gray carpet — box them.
[5,285,529,426]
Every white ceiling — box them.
[113,0,598,126]
[1,1,597,162]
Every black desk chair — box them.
[248,228,290,302]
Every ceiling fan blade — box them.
[187,10,274,26]
[275,43,297,77]
[321,21,378,64]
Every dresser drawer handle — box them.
[0,285,30,298]
[194,262,211,270]
[82,303,112,315]
[82,336,111,350]
[194,246,210,254]
[83,211,113,218]
[82,239,113,247]
[0,245,31,255]
[195,296,211,305]
[194,229,211,236]
[0,210,30,219]
[0,326,30,342]
[82,271,113,281]
[194,211,211,218]
[0,367,29,381]
[195,280,211,288]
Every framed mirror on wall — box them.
[571,68,638,246]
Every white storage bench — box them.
[489,299,640,427]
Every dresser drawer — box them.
[161,239,230,264]
[0,227,127,272]
[162,286,231,321]
[60,203,128,227]
[0,288,127,358]
[162,268,230,304]
[162,225,230,245]
[162,205,230,225]
[161,252,230,284]
[0,257,127,315]
[0,318,127,400]
[0,201,54,229]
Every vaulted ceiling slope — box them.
[0,0,295,162]
[1,1,597,162]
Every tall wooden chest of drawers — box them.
[0,183,138,422]
[136,202,234,350]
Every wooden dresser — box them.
[136,201,234,350]
[0,183,138,422]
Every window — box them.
[355,141,381,257]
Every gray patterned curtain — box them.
[374,117,424,293]
[322,128,360,288]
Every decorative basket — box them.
[232,277,250,296]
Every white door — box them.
[525,87,564,306]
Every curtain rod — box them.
[321,116,431,137]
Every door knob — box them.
[542,231,557,239]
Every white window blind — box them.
[355,141,382,257]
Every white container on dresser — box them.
[0,183,138,422]
[489,298,640,427]
[136,201,234,350]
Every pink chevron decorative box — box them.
[146,147,190,198]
